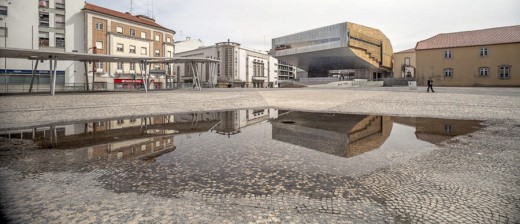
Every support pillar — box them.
[29,60,39,93]
[84,61,89,91]
[50,57,57,96]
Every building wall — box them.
[347,23,393,69]
[0,0,85,89]
[174,37,204,53]
[174,43,278,87]
[392,51,416,78]
[416,43,520,86]
[85,11,175,90]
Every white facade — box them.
[0,0,85,92]
[174,37,204,53]
[174,41,278,88]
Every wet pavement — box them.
[0,109,519,223]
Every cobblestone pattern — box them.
[0,119,519,223]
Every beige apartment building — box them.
[415,25,520,87]
[83,3,176,90]
[392,48,416,78]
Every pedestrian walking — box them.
[427,78,435,92]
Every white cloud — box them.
[88,0,520,52]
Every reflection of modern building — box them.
[271,22,393,79]
[271,112,393,158]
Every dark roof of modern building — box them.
[83,3,175,34]
[416,25,520,50]
[394,48,415,54]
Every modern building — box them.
[0,0,85,92]
[174,37,204,53]
[83,3,176,90]
[271,22,393,80]
[415,25,520,87]
[392,48,416,78]
[174,40,279,88]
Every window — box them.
[55,14,65,29]
[0,27,7,37]
[141,47,147,55]
[129,29,135,36]
[117,120,124,124]
[130,62,136,71]
[480,48,488,57]
[445,124,452,134]
[444,50,452,59]
[39,12,49,27]
[117,62,123,70]
[116,43,124,52]
[129,45,136,54]
[154,50,160,57]
[38,32,49,47]
[404,57,410,66]
[55,0,65,9]
[116,26,123,34]
[95,41,103,50]
[96,62,104,70]
[55,34,65,48]
[166,37,171,43]
[443,68,453,77]
[39,0,49,8]
[167,51,172,57]
[140,32,146,39]
[479,67,489,77]
[499,65,511,79]
[0,6,7,16]
[95,22,103,31]
[155,34,160,41]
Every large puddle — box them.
[0,109,481,161]
[0,109,483,196]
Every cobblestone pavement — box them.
[0,118,519,223]
[0,88,519,223]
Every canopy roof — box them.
[0,47,219,63]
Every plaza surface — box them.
[0,86,519,223]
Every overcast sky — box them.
[88,0,520,52]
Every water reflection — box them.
[0,110,481,160]
[271,112,393,158]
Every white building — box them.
[174,40,279,88]
[0,0,85,92]
[174,37,204,53]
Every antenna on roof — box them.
[152,0,155,19]
[129,0,134,14]
[146,0,150,17]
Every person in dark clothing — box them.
[427,78,435,92]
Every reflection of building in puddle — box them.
[393,117,481,144]
[87,136,175,161]
[0,116,178,161]
[214,109,278,138]
[271,112,393,158]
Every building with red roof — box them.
[83,2,176,90]
[415,25,520,87]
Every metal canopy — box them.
[0,47,219,95]
[0,47,219,63]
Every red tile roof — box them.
[416,25,520,50]
[83,3,175,34]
